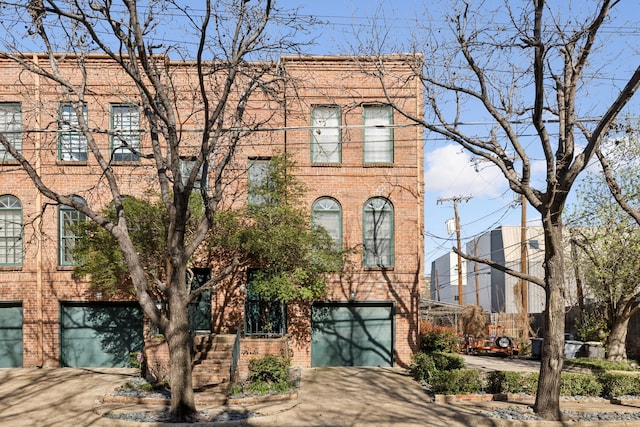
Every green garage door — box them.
[60,302,143,367]
[311,302,394,367]
[0,303,23,368]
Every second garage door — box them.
[311,302,394,367]
[60,302,143,368]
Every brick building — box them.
[0,54,423,372]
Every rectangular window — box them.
[247,158,272,206]
[59,204,86,266]
[179,157,206,189]
[311,105,341,163]
[363,105,393,164]
[0,103,22,162]
[59,103,88,161]
[111,104,140,162]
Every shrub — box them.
[560,372,602,397]
[430,351,465,371]
[430,369,483,394]
[244,354,295,395]
[409,352,437,382]
[486,371,538,394]
[598,373,640,398]
[419,323,459,353]
[565,357,634,372]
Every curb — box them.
[98,389,299,407]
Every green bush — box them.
[419,329,459,353]
[409,352,437,382]
[430,352,465,371]
[244,354,295,395]
[249,354,291,383]
[598,373,640,397]
[565,357,634,372]
[560,372,602,397]
[487,371,538,394]
[430,369,483,394]
[409,351,466,382]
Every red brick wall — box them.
[0,54,423,368]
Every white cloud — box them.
[424,144,505,198]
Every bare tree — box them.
[363,0,640,420]
[0,0,313,421]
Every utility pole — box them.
[520,193,528,340]
[474,238,480,306]
[438,196,472,306]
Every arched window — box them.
[311,197,342,248]
[363,197,394,268]
[59,196,87,266]
[0,195,22,266]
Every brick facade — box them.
[0,54,423,368]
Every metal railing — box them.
[244,300,286,337]
[229,325,242,385]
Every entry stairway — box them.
[191,334,235,390]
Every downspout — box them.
[34,54,44,367]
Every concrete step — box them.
[193,349,232,364]
[190,334,236,389]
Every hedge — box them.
[486,370,640,398]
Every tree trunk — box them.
[165,281,197,421]
[533,220,565,421]
[606,318,629,362]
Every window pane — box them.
[363,105,393,163]
[111,104,140,162]
[59,103,88,161]
[312,197,342,246]
[59,198,87,266]
[179,158,206,189]
[248,158,271,206]
[364,198,393,267]
[311,106,341,163]
[0,195,22,265]
[0,103,22,162]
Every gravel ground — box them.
[103,409,255,423]
[103,377,262,423]
[486,406,640,422]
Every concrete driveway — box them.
[245,366,489,427]
[0,367,137,427]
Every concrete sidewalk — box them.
[3,365,640,426]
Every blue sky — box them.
[7,0,638,272]
[275,0,640,271]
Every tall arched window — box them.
[311,197,342,249]
[0,195,22,266]
[363,197,394,268]
[59,196,87,266]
